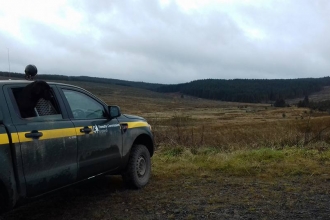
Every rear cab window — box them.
[3,82,69,122]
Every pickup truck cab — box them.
[0,80,154,212]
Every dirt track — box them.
[1,174,330,220]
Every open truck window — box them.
[11,86,62,120]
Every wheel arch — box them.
[132,134,154,157]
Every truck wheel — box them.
[122,144,151,189]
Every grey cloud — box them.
[1,0,329,83]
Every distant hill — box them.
[155,78,330,103]
[2,71,330,104]
[0,71,161,90]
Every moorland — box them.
[1,75,330,219]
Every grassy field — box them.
[1,77,330,219]
[41,77,330,178]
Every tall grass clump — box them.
[153,147,330,178]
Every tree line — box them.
[0,71,160,90]
[2,71,330,104]
[155,78,330,103]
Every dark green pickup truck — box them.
[0,80,154,213]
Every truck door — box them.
[0,123,16,204]
[3,84,78,197]
[58,86,122,180]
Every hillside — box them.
[0,75,263,116]
[0,71,161,90]
[287,86,330,104]
[155,78,330,103]
[2,71,330,104]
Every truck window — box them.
[12,87,62,120]
[62,89,107,119]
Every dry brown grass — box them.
[147,107,330,151]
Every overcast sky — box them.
[0,0,329,84]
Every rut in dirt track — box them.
[1,175,330,220]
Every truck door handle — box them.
[25,130,43,138]
[80,127,92,134]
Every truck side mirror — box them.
[108,106,121,119]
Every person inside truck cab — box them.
[13,65,59,118]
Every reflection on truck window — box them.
[12,86,62,120]
[63,89,106,119]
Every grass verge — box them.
[153,146,330,178]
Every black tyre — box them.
[0,190,7,214]
[122,144,151,189]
